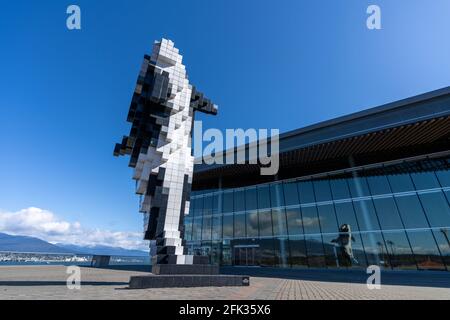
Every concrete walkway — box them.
[0,265,449,300]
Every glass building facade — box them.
[185,156,450,271]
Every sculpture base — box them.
[152,264,219,275]
[129,274,250,289]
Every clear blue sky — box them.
[1,1,449,239]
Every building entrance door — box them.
[233,245,260,266]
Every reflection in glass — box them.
[257,185,271,209]
[298,181,315,204]
[274,237,289,267]
[245,187,257,210]
[373,197,404,230]
[234,213,246,238]
[300,206,321,234]
[348,176,371,198]
[353,199,380,231]
[313,179,332,202]
[234,189,245,212]
[334,202,360,231]
[272,208,288,236]
[223,191,234,213]
[211,215,222,240]
[361,232,391,269]
[203,195,213,216]
[410,172,440,190]
[222,214,234,238]
[246,211,259,237]
[202,215,212,240]
[184,218,193,241]
[288,236,308,268]
[270,183,285,208]
[192,217,202,241]
[407,230,445,270]
[382,231,416,270]
[367,175,391,196]
[432,228,450,270]
[193,197,203,217]
[419,191,450,227]
[286,207,303,235]
[436,170,450,187]
[395,195,429,229]
[330,178,351,200]
[316,204,339,233]
[388,174,414,193]
[258,209,273,237]
[283,181,300,206]
[305,236,326,268]
[259,239,275,266]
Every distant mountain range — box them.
[0,232,148,257]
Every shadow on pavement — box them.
[220,267,450,289]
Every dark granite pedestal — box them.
[128,263,250,289]
[129,274,250,289]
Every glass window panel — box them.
[245,187,257,210]
[211,216,222,240]
[184,218,193,241]
[223,192,234,213]
[394,195,429,229]
[258,209,273,237]
[419,191,450,227]
[259,239,275,267]
[192,217,202,241]
[288,236,308,268]
[367,175,391,196]
[234,189,245,212]
[317,204,339,233]
[201,216,212,240]
[203,195,213,216]
[221,240,232,266]
[313,179,332,202]
[432,228,450,269]
[274,237,289,267]
[322,234,340,268]
[388,174,415,193]
[323,232,366,269]
[298,181,315,204]
[246,211,259,237]
[272,208,288,236]
[300,206,321,234]
[234,213,246,238]
[407,230,445,270]
[212,194,220,215]
[353,199,381,231]
[222,214,234,238]
[283,181,300,206]
[270,183,285,208]
[286,206,303,236]
[410,172,440,190]
[334,202,360,232]
[193,197,203,217]
[210,241,222,265]
[382,231,416,270]
[330,178,351,200]
[305,235,326,268]
[257,185,271,209]
[373,197,405,230]
[361,232,391,269]
[348,177,371,198]
[436,169,450,187]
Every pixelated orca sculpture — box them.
[114,39,248,287]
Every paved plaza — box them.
[0,265,449,300]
